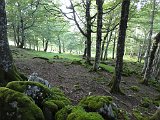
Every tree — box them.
[0,0,23,84]
[110,0,130,93]
[142,32,160,85]
[141,0,156,74]
[93,0,104,71]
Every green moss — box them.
[0,87,44,120]
[79,96,112,111]
[6,81,51,94]
[130,86,140,92]
[55,105,73,120]
[67,106,104,120]
[43,100,58,112]
[56,106,104,120]
[99,64,114,73]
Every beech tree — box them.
[93,0,104,71]
[0,0,23,84]
[110,0,130,93]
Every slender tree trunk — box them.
[44,40,48,52]
[137,44,142,62]
[112,33,116,59]
[143,32,160,85]
[83,41,87,58]
[93,0,104,71]
[101,30,109,60]
[0,0,23,84]
[101,16,113,60]
[58,35,61,54]
[86,0,92,64]
[16,23,20,47]
[103,31,113,60]
[142,0,156,74]
[110,0,130,94]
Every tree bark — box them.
[0,0,23,84]
[58,35,61,54]
[111,0,130,93]
[93,0,104,71]
[112,32,116,59]
[143,32,160,85]
[86,0,92,64]
[44,40,48,52]
[103,30,113,60]
[142,0,156,74]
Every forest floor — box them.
[11,46,160,120]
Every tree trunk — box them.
[93,0,104,71]
[142,0,156,74]
[103,30,113,60]
[83,41,87,58]
[19,17,25,48]
[58,35,61,54]
[101,16,113,60]
[152,44,160,80]
[143,32,160,85]
[0,0,23,84]
[112,33,116,59]
[110,0,130,94]
[86,0,92,64]
[44,40,48,52]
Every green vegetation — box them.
[99,63,115,73]
[79,96,112,111]
[0,87,44,120]
[129,86,140,92]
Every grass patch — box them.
[99,63,115,73]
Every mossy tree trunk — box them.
[93,0,104,71]
[142,32,160,85]
[0,0,23,85]
[110,0,130,94]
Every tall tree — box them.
[110,0,130,93]
[0,0,23,84]
[141,0,156,74]
[142,32,160,85]
[93,0,104,71]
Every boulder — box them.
[28,72,51,88]
[0,87,44,120]
[79,96,118,120]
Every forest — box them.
[0,0,160,120]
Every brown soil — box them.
[14,58,159,119]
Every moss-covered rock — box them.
[56,106,104,120]
[6,81,52,108]
[67,106,104,120]
[0,87,44,120]
[55,105,73,120]
[43,87,71,119]
[79,96,118,120]
[79,96,112,111]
